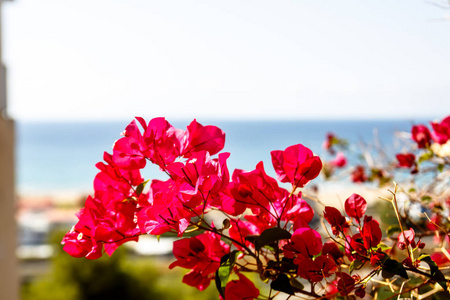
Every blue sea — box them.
[16,119,422,196]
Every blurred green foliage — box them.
[21,231,218,300]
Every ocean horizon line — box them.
[15,116,436,124]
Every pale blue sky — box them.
[3,0,450,121]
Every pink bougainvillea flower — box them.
[344,193,367,222]
[271,144,322,188]
[282,192,314,226]
[336,272,356,296]
[355,286,366,298]
[323,206,348,235]
[62,194,141,259]
[62,230,103,260]
[180,119,225,157]
[112,136,147,170]
[361,216,382,249]
[167,150,231,209]
[351,165,367,183]
[225,273,260,300]
[112,117,187,171]
[345,233,368,262]
[370,247,386,266]
[112,119,148,170]
[182,269,214,291]
[229,162,281,213]
[143,117,185,168]
[431,252,450,266]
[296,255,335,282]
[137,179,192,236]
[412,124,432,149]
[397,228,424,250]
[284,227,322,260]
[323,132,336,154]
[322,241,344,265]
[169,231,229,290]
[210,187,247,216]
[330,152,347,168]
[430,116,450,144]
[396,153,416,168]
[228,219,264,251]
[94,152,143,209]
[91,202,140,256]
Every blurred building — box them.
[0,0,19,299]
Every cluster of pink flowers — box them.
[393,115,450,174]
[62,117,450,299]
[322,115,450,184]
[412,116,450,148]
[62,117,324,297]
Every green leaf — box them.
[376,286,395,299]
[382,258,408,279]
[289,278,304,292]
[421,195,433,203]
[215,250,242,299]
[245,228,292,251]
[271,274,294,295]
[349,259,364,274]
[418,254,449,294]
[135,179,150,196]
[418,151,433,164]
[408,187,416,193]
[376,243,392,252]
[437,164,445,172]
[122,197,137,202]
[386,225,401,237]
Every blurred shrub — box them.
[21,231,217,300]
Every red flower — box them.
[431,116,450,144]
[94,152,143,209]
[62,230,103,260]
[165,150,231,213]
[330,152,347,168]
[431,252,450,266]
[296,255,335,282]
[229,162,281,213]
[370,248,386,266]
[322,241,344,264]
[345,234,368,261]
[228,219,264,251]
[396,153,416,168]
[225,273,259,300]
[271,144,322,188]
[361,216,382,249]
[412,124,431,149]
[182,269,213,291]
[62,195,140,259]
[169,231,229,290]
[211,188,247,216]
[336,272,356,296]
[284,227,322,260]
[355,286,366,298]
[323,206,348,235]
[137,179,192,236]
[397,228,424,250]
[181,119,225,157]
[112,117,184,170]
[351,165,367,183]
[344,194,367,222]
[282,193,314,226]
[323,133,336,154]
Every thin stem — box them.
[389,183,414,262]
